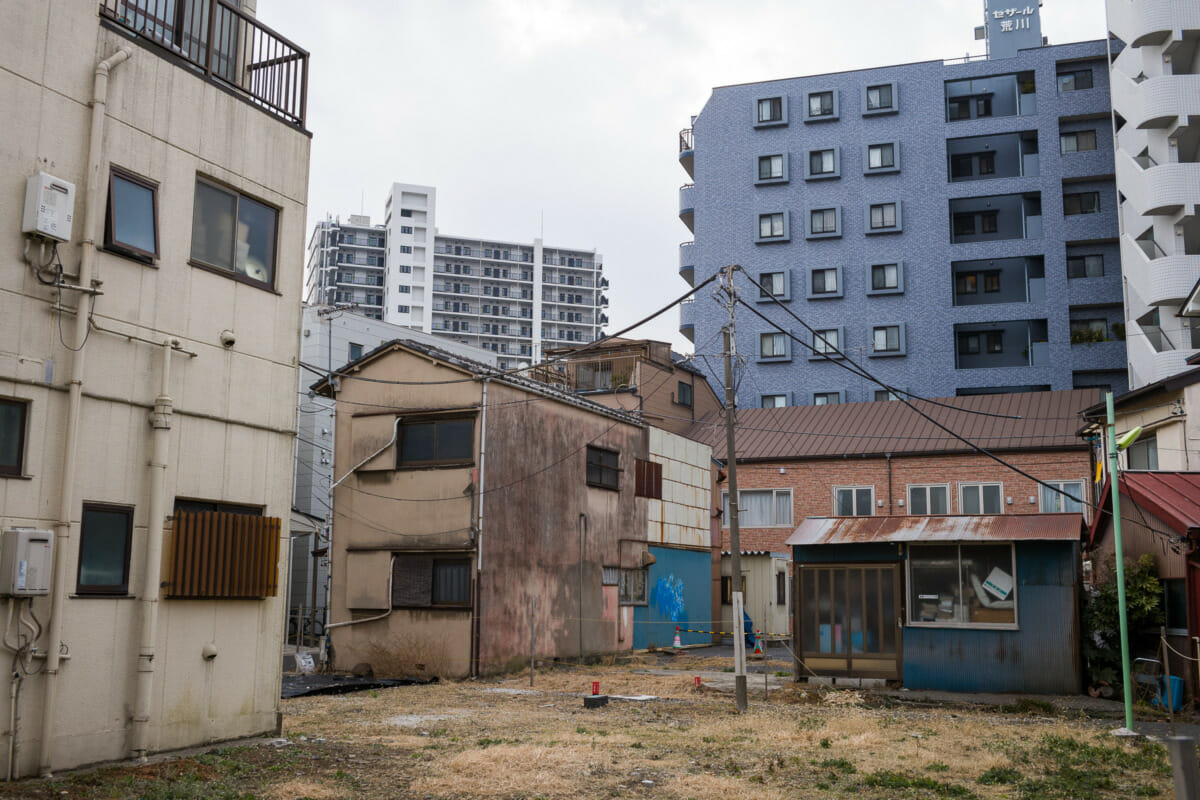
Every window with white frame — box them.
[761,394,788,408]
[1040,480,1084,514]
[758,154,784,180]
[909,543,1016,627]
[722,489,792,527]
[1126,436,1158,471]
[835,486,874,516]
[868,143,895,169]
[811,268,838,295]
[908,485,949,515]
[960,483,1003,514]
[760,332,788,359]
[813,328,839,354]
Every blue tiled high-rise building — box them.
[677,5,1128,407]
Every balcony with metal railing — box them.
[99,0,308,129]
[679,128,694,178]
[679,298,695,342]
[679,183,695,232]
[679,241,695,286]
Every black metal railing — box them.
[99,0,308,129]
[679,128,694,153]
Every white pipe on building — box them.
[131,339,177,761]
[37,45,132,779]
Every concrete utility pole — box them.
[721,263,748,712]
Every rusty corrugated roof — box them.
[686,389,1099,461]
[1119,472,1200,536]
[786,514,1085,547]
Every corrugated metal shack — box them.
[788,514,1083,694]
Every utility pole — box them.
[1106,391,1137,733]
[721,263,748,712]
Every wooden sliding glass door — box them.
[796,564,900,680]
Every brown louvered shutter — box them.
[167,511,280,598]
[634,459,662,499]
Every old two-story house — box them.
[313,340,713,677]
[542,338,722,436]
[1080,365,1200,698]
[689,389,1099,691]
[0,0,310,775]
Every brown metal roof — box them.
[786,514,1085,546]
[1088,472,1200,544]
[687,389,1100,461]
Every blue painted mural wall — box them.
[634,546,712,649]
[902,541,1080,694]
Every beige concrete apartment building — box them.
[0,0,309,776]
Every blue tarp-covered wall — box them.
[634,546,711,649]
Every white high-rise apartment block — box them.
[305,183,610,368]
[1108,1,1200,387]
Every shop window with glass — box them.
[722,489,792,527]
[960,483,1003,514]
[908,485,948,515]
[1041,480,1084,514]
[190,178,278,288]
[835,487,874,516]
[105,167,158,262]
[76,503,133,596]
[909,543,1016,627]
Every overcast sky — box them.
[260,0,1109,355]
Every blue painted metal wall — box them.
[634,546,712,649]
[902,541,1080,693]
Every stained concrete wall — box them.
[0,2,310,774]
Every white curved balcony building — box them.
[1108,0,1200,387]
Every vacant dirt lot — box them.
[0,654,1176,799]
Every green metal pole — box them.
[1106,391,1134,732]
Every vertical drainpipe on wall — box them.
[132,340,178,761]
[578,514,588,659]
[37,46,133,779]
[886,454,893,514]
[473,379,489,677]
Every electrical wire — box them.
[728,274,1095,510]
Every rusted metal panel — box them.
[787,514,1084,547]
[168,511,280,598]
[688,388,1100,461]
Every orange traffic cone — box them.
[673,627,682,650]
[753,630,763,656]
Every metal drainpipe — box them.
[476,379,489,571]
[886,453,893,514]
[131,339,178,761]
[37,46,132,779]
[578,513,588,659]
